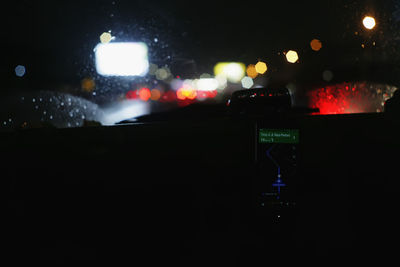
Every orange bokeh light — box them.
[139,88,152,101]
[310,39,322,51]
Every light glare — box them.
[286,50,299,63]
[363,16,376,30]
[15,65,26,77]
[95,42,149,77]
[195,78,219,92]
[214,62,246,83]
[241,76,254,89]
[255,61,268,74]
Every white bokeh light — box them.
[241,76,254,89]
[94,42,149,77]
[363,16,376,30]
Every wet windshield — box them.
[2,0,400,129]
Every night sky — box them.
[1,0,400,94]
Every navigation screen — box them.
[259,129,300,144]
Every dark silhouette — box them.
[385,89,400,118]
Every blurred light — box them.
[155,67,171,80]
[308,82,397,115]
[215,74,228,90]
[286,50,299,63]
[148,63,158,75]
[195,78,219,92]
[81,78,96,92]
[200,73,212,79]
[101,101,149,125]
[214,62,246,83]
[139,88,152,101]
[151,89,162,101]
[322,70,334,82]
[160,91,177,102]
[94,42,149,76]
[246,64,258,79]
[177,84,197,100]
[126,90,138,100]
[255,61,268,75]
[100,32,113,44]
[15,65,26,77]
[241,76,254,89]
[363,16,376,30]
[310,39,322,51]
[197,90,218,100]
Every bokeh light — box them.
[363,16,376,30]
[195,78,219,92]
[308,82,397,114]
[177,84,197,101]
[15,65,26,77]
[322,70,334,82]
[100,32,113,44]
[255,61,268,75]
[94,42,149,77]
[214,62,246,83]
[286,50,299,63]
[81,78,96,92]
[151,89,162,101]
[246,64,258,79]
[310,39,322,51]
[155,67,171,81]
[241,76,254,89]
[126,90,138,100]
[139,88,152,102]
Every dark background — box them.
[2,0,399,92]
[4,0,400,263]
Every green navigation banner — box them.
[259,129,300,144]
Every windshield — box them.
[2,0,400,129]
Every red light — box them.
[139,88,151,102]
[160,91,177,102]
[126,90,138,100]
[308,82,384,115]
[309,84,352,114]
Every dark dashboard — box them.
[4,109,400,262]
